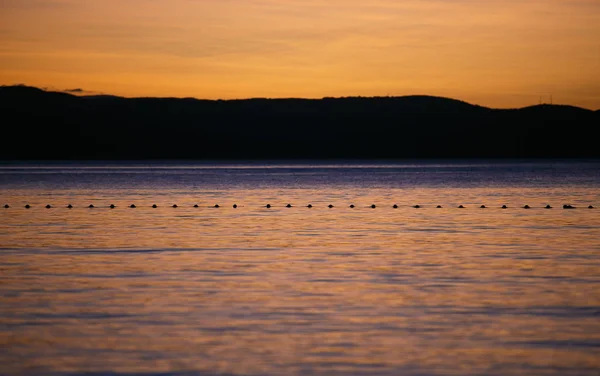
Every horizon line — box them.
[2,84,598,112]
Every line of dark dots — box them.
[3,204,595,209]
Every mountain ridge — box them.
[1,85,597,160]
[0,84,570,109]
[3,85,596,112]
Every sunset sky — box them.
[1,0,599,108]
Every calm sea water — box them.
[1,160,599,376]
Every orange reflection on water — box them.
[1,186,600,375]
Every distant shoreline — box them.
[2,85,598,160]
[2,158,600,165]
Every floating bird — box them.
[589,205,595,209]
[4,204,9,208]
[266,204,271,208]
[502,205,508,209]
[458,205,465,208]
[545,205,552,209]
[349,205,355,208]
[328,204,334,208]
[172,204,178,208]
[153,204,158,208]
[67,204,73,209]
[193,204,199,208]
[25,204,31,209]
[393,204,398,209]
[233,204,238,209]
[480,205,486,209]
[110,204,115,209]
[89,204,94,208]
[371,204,377,209]
[414,205,421,209]
[563,204,575,209]
[523,205,530,209]
[307,204,313,208]
[46,204,52,209]
[286,204,292,208]
[130,204,136,208]
[437,205,442,208]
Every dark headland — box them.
[1,85,598,160]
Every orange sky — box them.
[1,0,599,108]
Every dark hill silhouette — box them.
[0,85,597,160]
